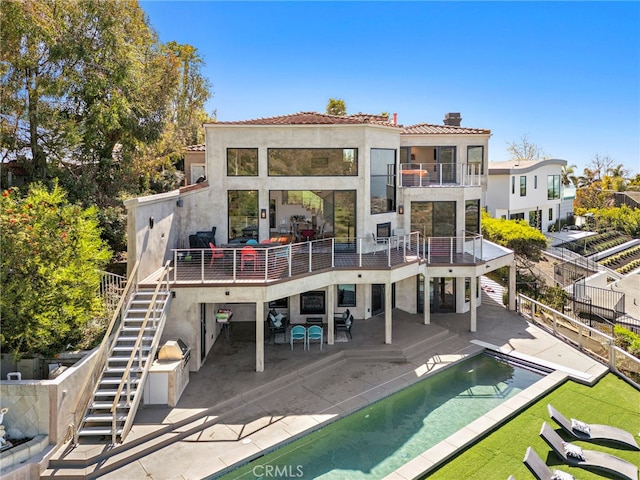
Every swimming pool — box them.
[213,352,548,480]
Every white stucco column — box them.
[385,282,392,344]
[509,261,517,311]
[327,285,335,345]
[423,275,430,325]
[256,303,264,372]
[470,276,477,332]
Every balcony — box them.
[165,233,510,286]
[399,163,481,187]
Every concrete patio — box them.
[41,290,611,480]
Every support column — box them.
[470,276,477,332]
[509,261,516,311]
[423,275,430,325]
[385,282,392,344]
[327,285,335,345]
[256,303,264,372]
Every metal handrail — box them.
[517,293,640,389]
[399,162,481,187]
[110,260,171,444]
[71,261,140,445]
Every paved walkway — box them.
[43,296,610,480]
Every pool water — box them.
[214,353,546,480]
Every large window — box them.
[467,146,484,174]
[411,201,456,237]
[512,176,515,194]
[520,176,527,196]
[228,190,258,240]
[370,148,396,214]
[465,200,480,234]
[227,148,258,176]
[547,175,560,199]
[268,148,357,176]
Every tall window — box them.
[547,175,560,199]
[465,200,480,234]
[512,176,515,194]
[467,146,484,174]
[268,148,357,176]
[520,176,527,196]
[370,148,396,214]
[227,148,258,176]
[548,208,554,222]
[228,190,258,240]
[534,175,538,189]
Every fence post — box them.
[609,340,616,371]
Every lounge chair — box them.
[539,421,638,480]
[548,404,639,450]
[523,446,575,480]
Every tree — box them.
[0,183,112,357]
[326,98,346,116]
[560,164,577,186]
[506,134,545,162]
[481,211,548,281]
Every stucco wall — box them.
[0,347,101,445]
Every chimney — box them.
[443,112,461,127]
[393,113,397,125]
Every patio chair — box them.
[307,325,323,350]
[335,314,353,339]
[209,242,224,267]
[539,421,638,480]
[547,404,639,450]
[266,309,288,343]
[240,245,257,271]
[290,325,306,351]
[523,446,574,480]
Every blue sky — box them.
[140,1,640,176]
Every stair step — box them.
[77,427,123,436]
[104,367,143,374]
[93,389,136,397]
[84,413,128,423]
[117,336,155,342]
[90,401,130,409]
[99,377,141,385]
[112,345,151,352]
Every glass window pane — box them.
[268,148,358,176]
[337,284,356,307]
[227,148,258,176]
[467,146,484,174]
[228,190,258,240]
[370,148,396,214]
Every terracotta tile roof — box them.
[185,144,205,152]
[402,123,490,135]
[205,112,399,127]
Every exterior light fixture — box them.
[149,216,154,229]
[260,209,267,219]
[398,205,404,215]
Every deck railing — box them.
[517,293,640,389]
[170,232,493,284]
[399,162,481,187]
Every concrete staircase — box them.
[76,289,171,443]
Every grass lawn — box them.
[424,373,640,479]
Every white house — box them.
[486,158,573,232]
[125,111,516,373]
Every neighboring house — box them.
[184,143,206,185]
[125,111,515,373]
[486,158,573,232]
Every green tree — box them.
[326,98,346,116]
[561,164,577,186]
[482,211,548,282]
[0,183,112,357]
